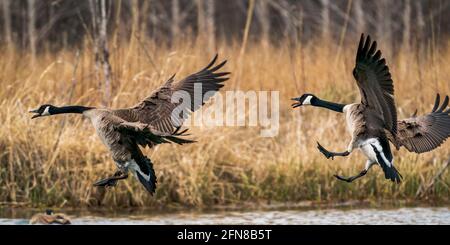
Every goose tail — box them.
[130,155,157,195]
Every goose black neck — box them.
[313,98,346,113]
[52,106,94,115]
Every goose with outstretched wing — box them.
[30,54,229,194]
[292,34,450,183]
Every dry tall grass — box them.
[0,36,449,208]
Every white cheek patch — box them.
[302,95,313,105]
[41,106,50,116]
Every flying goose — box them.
[292,34,450,183]
[29,210,71,225]
[30,55,229,194]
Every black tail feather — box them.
[371,143,402,184]
[134,155,157,195]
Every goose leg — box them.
[93,170,129,187]
[334,160,375,183]
[334,170,367,183]
[317,142,350,160]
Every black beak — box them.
[291,97,302,108]
[29,109,41,119]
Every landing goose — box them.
[292,34,450,183]
[30,55,229,194]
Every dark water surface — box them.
[1,206,449,225]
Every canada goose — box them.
[30,55,229,194]
[292,34,450,183]
[29,209,71,225]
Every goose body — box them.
[292,34,450,183]
[30,55,229,194]
[82,108,160,191]
[83,109,135,163]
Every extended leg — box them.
[93,170,129,187]
[317,142,350,160]
[334,160,375,183]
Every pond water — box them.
[1,206,449,225]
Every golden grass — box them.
[0,36,449,208]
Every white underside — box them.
[124,159,150,181]
[358,138,393,168]
[342,104,394,170]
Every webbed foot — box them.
[93,177,118,187]
[317,142,350,160]
[334,170,367,183]
[93,170,128,188]
[317,142,335,159]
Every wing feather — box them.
[114,54,229,133]
[353,34,397,134]
[396,94,450,153]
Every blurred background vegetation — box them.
[0,0,449,209]
[1,0,449,50]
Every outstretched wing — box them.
[396,94,450,153]
[115,121,196,148]
[114,54,229,133]
[353,34,397,135]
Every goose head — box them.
[291,94,317,108]
[29,104,56,119]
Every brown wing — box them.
[396,94,450,153]
[114,55,229,133]
[353,34,397,135]
[115,121,195,148]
